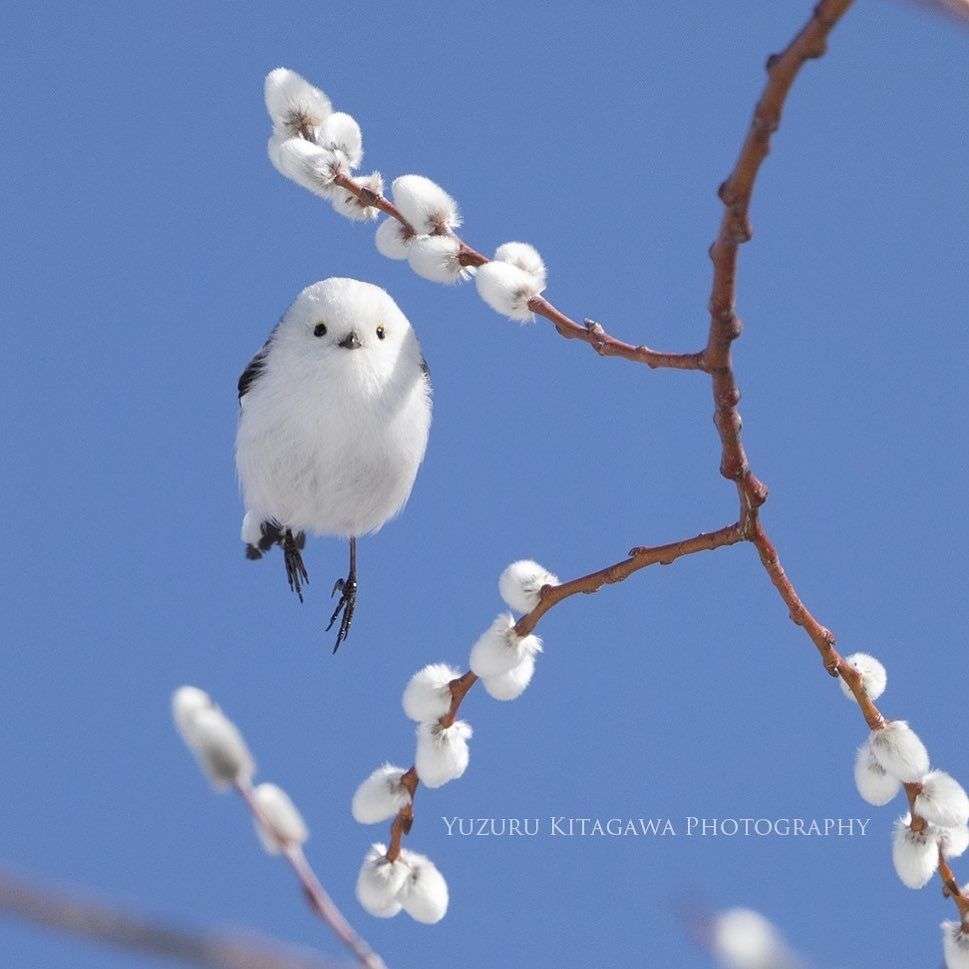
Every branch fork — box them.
[269,0,969,946]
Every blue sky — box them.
[1,1,967,967]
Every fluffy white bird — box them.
[236,278,432,650]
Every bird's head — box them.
[277,277,423,396]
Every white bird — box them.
[235,278,432,650]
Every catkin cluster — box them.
[841,653,969,966]
[263,69,548,324]
[349,559,558,923]
[172,686,309,855]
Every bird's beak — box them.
[338,331,362,350]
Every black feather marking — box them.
[238,346,269,401]
[238,324,279,402]
[421,355,431,383]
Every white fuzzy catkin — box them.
[252,782,308,854]
[398,849,449,924]
[402,663,461,722]
[838,652,887,701]
[264,68,331,136]
[375,218,416,260]
[942,921,969,969]
[329,172,383,221]
[498,559,559,614]
[414,720,472,788]
[494,242,547,289]
[317,112,363,169]
[481,653,536,701]
[469,613,542,679]
[892,815,939,889]
[355,843,409,918]
[475,260,544,321]
[916,771,969,829]
[171,685,215,747]
[869,721,930,783]
[269,135,341,197]
[179,706,255,790]
[711,908,794,969]
[937,824,969,860]
[853,740,902,806]
[407,235,466,284]
[391,174,460,233]
[351,764,411,824]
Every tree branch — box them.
[233,781,385,969]
[379,0,969,929]
[332,172,705,371]
[0,868,340,969]
[274,0,969,942]
[696,0,969,922]
[383,521,746,861]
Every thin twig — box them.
[332,172,705,371]
[234,782,386,969]
[0,867,340,969]
[383,521,746,861]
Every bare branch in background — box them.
[0,868,341,969]
[903,0,969,24]
[170,687,386,969]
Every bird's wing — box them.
[238,328,277,402]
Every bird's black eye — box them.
[313,322,327,337]
[376,325,386,340]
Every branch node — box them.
[806,39,828,59]
[714,382,742,408]
[582,318,608,354]
[744,473,769,508]
[765,52,781,71]
[752,112,780,136]
[730,215,753,243]
[719,459,746,482]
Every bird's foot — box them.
[326,574,357,652]
[259,520,284,552]
[282,530,308,602]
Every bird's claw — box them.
[326,575,357,652]
[282,531,308,603]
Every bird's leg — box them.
[282,529,308,602]
[326,537,357,652]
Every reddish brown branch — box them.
[382,522,745,862]
[317,0,969,933]
[703,0,852,506]
[384,768,419,863]
[515,523,745,637]
[697,0,968,920]
[331,172,704,371]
